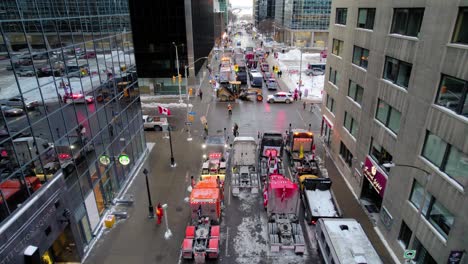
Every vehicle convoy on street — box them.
[316,218,382,264]
[201,135,227,182]
[181,178,222,262]
[142,115,168,131]
[298,176,342,225]
[231,137,259,196]
[259,132,284,182]
[263,173,305,254]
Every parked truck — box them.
[181,178,222,262]
[285,128,319,176]
[142,115,168,131]
[298,176,342,225]
[259,132,285,182]
[201,135,227,182]
[231,137,259,196]
[263,173,305,254]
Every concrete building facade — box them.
[322,1,468,263]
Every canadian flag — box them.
[158,106,171,116]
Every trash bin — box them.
[104,215,116,228]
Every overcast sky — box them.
[230,0,253,9]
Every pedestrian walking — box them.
[303,101,306,110]
[278,70,282,78]
[191,176,196,189]
[199,89,203,100]
[156,203,164,225]
[204,122,209,136]
[299,90,303,101]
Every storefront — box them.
[360,156,388,212]
[321,115,333,146]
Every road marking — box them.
[205,103,210,117]
[228,186,231,206]
[225,227,230,257]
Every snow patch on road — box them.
[237,192,258,213]
[233,216,268,264]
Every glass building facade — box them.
[0,0,145,262]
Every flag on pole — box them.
[299,144,304,159]
[158,106,171,116]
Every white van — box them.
[316,218,382,264]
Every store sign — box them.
[99,155,111,166]
[362,156,388,198]
[118,154,130,166]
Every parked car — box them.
[67,71,85,78]
[16,68,37,77]
[306,68,325,76]
[62,93,94,104]
[143,115,168,131]
[1,106,25,117]
[266,79,278,90]
[267,92,293,104]
[0,96,39,110]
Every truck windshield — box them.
[262,136,283,147]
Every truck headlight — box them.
[202,144,206,149]
[203,154,207,159]
[224,144,228,148]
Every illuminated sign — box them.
[362,157,388,198]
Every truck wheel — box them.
[257,95,263,101]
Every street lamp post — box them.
[168,126,176,167]
[172,42,184,103]
[162,203,172,239]
[383,162,431,258]
[143,168,154,218]
[298,48,303,90]
[184,56,208,141]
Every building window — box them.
[352,46,369,69]
[344,112,358,137]
[348,81,364,105]
[423,196,454,238]
[332,39,344,56]
[370,138,393,172]
[326,94,335,113]
[329,67,340,85]
[435,74,468,117]
[357,8,376,29]
[409,180,430,215]
[375,99,401,134]
[413,238,437,264]
[339,141,353,167]
[336,8,347,25]
[398,221,412,249]
[390,8,425,37]
[422,131,468,185]
[383,56,413,88]
[452,7,468,44]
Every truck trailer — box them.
[230,137,259,196]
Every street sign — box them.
[403,250,416,260]
[189,111,196,115]
[118,154,131,166]
[185,122,192,126]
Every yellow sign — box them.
[188,115,194,122]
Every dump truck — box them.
[201,135,227,182]
[285,128,319,176]
[259,132,285,182]
[263,173,305,254]
[231,137,259,196]
[181,178,222,262]
[298,176,342,225]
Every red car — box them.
[63,93,94,104]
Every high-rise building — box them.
[129,0,216,95]
[254,0,276,27]
[274,0,331,47]
[323,1,468,263]
[0,1,145,263]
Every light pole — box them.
[383,162,431,257]
[143,168,154,218]
[162,203,172,239]
[298,48,303,90]
[172,42,184,103]
[168,126,176,167]
[184,56,208,141]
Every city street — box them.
[84,31,393,264]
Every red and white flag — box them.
[158,106,171,116]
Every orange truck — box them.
[181,178,222,263]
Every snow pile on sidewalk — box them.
[274,49,325,102]
[141,102,192,109]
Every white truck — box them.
[231,137,259,196]
[142,115,168,131]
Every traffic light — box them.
[189,88,193,96]
[172,76,176,83]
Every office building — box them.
[129,0,216,95]
[0,0,145,263]
[274,0,331,47]
[323,1,468,263]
